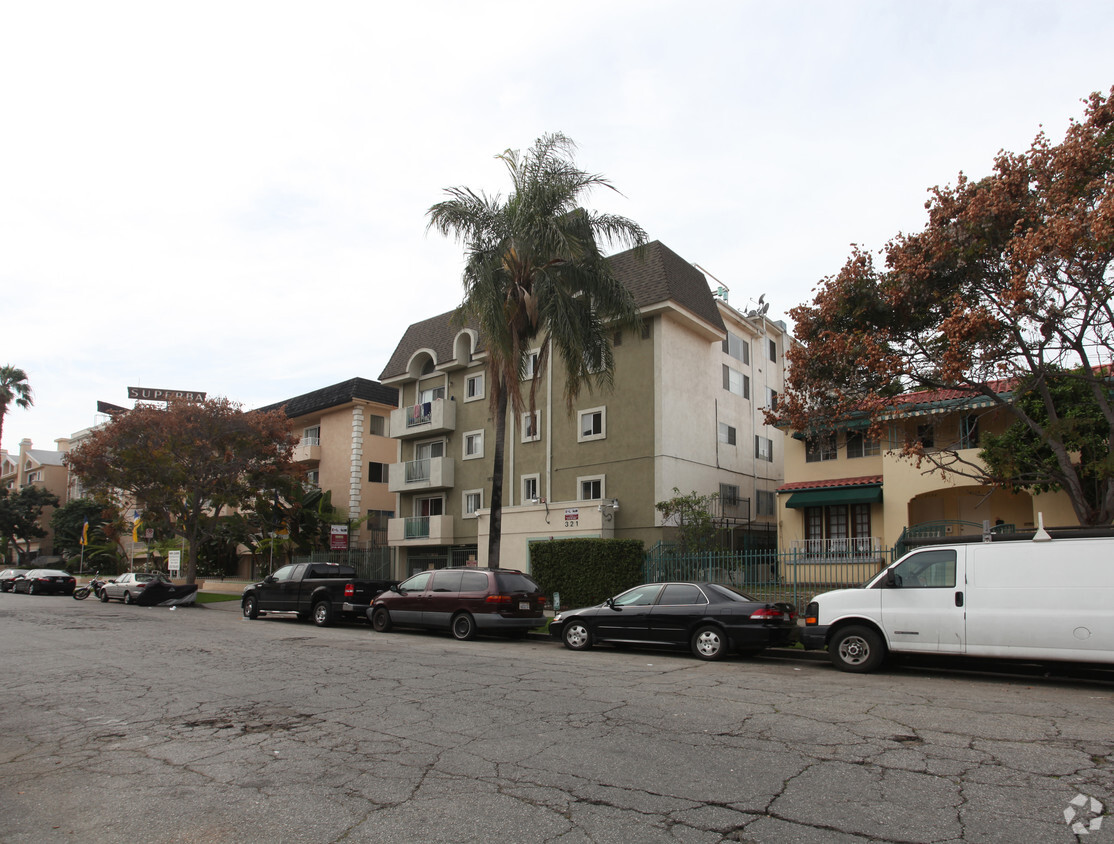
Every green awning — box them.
[784,486,882,509]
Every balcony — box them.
[387,515,454,546]
[389,398,456,439]
[788,536,884,562]
[293,436,321,465]
[388,456,454,493]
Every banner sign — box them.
[127,387,207,402]
[330,524,349,550]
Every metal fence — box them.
[644,544,897,608]
[293,547,394,581]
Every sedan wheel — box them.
[98,588,109,603]
[123,591,133,604]
[691,625,729,661]
[562,621,593,651]
[28,583,36,595]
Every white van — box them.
[801,533,1114,672]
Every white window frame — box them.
[722,365,750,399]
[462,489,483,518]
[302,425,321,445]
[755,435,774,462]
[577,406,606,442]
[307,469,320,486]
[723,332,749,364]
[464,372,485,403]
[757,489,776,517]
[463,430,484,460]
[522,349,540,380]
[577,474,605,501]
[522,474,540,503]
[718,423,736,446]
[521,410,541,443]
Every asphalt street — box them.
[0,591,1111,843]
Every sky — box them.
[2,0,1112,454]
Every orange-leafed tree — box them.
[65,398,299,583]
[779,87,1114,525]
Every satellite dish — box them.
[759,302,770,315]
[757,294,766,305]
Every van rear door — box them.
[879,548,966,653]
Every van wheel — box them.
[451,612,477,641]
[371,607,392,632]
[312,601,334,627]
[829,625,886,673]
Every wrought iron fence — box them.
[293,547,394,581]
[643,543,897,609]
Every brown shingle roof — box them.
[257,377,398,417]
[379,240,723,381]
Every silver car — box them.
[100,572,172,604]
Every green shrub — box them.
[531,538,644,609]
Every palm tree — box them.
[0,366,33,451]
[428,132,645,568]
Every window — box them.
[805,434,837,462]
[578,407,606,442]
[641,323,651,340]
[718,423,736,446]
[719,483,740,506]
[722,332,749,364]
[722,365,750,399]
[367,415,385,436]
[768,338,777,362]
[465,372,484,402]
[462,489,483,517]
[757,490,776,517]
[523,350,540,380]
[659,584,706,605]
[463,430,484,459]
[846,430,880,458]
[368,462,388,483]
[366,510,393,531]
[765,388,778,410]
[522,474,540,503]
[890,549,957,589]
[415,440,445,461]
[578,475,604,500]
[959,414,979,449]
[522,410,541,442]
[755,435,773,462]
[415,496,444,517]
[419,385,445,404]
[306,469,320,486]
[917,423,935,449]
[302,425,320,445]
[805,503,872,542]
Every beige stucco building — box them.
[380,241,790,576]
[1,438,69,562]
[777,383,1085,566]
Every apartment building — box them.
[260,377,398,547]
[380,240,789,575]
[0,438,69,562]
[777,381,1086,563]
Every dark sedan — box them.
[12,569,77,595]
[0,568,29,592]
[550,582,798,661]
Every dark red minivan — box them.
[367,567,546,640]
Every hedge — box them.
[530,538,644,610]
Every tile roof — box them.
[777,475,883,493]
[257,377,398,418]
[379,240,724,381]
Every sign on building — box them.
[330,524,349,551]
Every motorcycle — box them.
[73,573,107,601]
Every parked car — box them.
[0,568,29,592]
[367,567,546,640]
[241,562,396,626]
[550,582,798,661]
[100,572,173,604]
[12,569,77,596]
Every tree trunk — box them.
[487,391,508,569]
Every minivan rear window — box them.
[494,573,539,593]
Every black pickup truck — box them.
[241,562,396,627]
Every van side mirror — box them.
[883,570,897,588]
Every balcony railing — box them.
[406,459,430,483]
[390,398,456,439]
[406,404,432,428]
[405,516,430,540]
[789,536,884,560]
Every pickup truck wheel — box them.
[371,607,392,632]
[829,625,886,673]
[243,596,259,619]
[312,600,334,627]
[451,612,477,641]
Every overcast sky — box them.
[2,1,1112,454]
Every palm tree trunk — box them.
[487,390,507,569]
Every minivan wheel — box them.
[371,607,392,632]
[691,625,729,661]
[451,612,477,641]
[829,625,886,673]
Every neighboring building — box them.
[259,377,399,548]
[0,438,69,562]
[379,240,789,576]
[776,380,1086,568]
